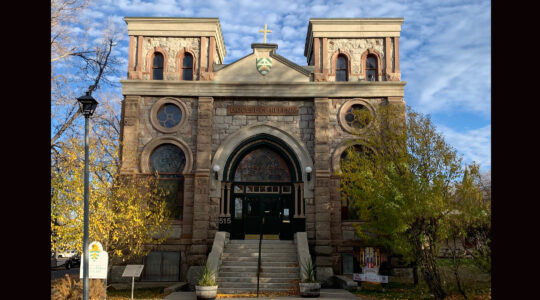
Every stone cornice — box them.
[304,18,404,60]
[120,80,406,98]
[124,17,226,63]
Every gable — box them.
[213,53,310,83]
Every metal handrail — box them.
[256,216,264,297]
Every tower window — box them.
[366,54,377,81]
[153,53,164,80]
[182,53,193,80]
[336,55,348,82]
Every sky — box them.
[73,0,491,171]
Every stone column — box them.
[127,36,136,79]
[181,174,195,239]
[313,98,334,284]
[329,175,342,242]
[131,36,143,79]
[189,96,214,266]
[119,96,140,174]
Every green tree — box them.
[339,104,465,299]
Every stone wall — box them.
[211,99,315,161]
[326,38,386,81]
[328,98,383,154]
[137,96,198,165]
[141,37,201,80]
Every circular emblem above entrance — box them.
[256,57,272,75]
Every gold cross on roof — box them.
[258,24,272,43]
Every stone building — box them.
[119,17,405,285]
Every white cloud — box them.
[436,124,491,170]
[61,0,491,171]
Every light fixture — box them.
[305,166,312,181]
[213,165,220,180]
[77,91,99,117]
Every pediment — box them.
[213,53,310,83]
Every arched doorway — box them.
[220,134,304,240]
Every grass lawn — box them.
[106,287,170,300]
[353,263,491,300]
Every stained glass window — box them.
[153,53,164,80]
[336,55,348,82]
[157,104,182,128]
[150,144,185,220]
[150,144,186,174]
[233,147,291,182]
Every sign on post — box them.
[353,268,388,283]
[122,264,145,300]
[80,241,108,279]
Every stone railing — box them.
[207,231,230,280]
[294,232,312,281]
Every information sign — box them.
[353,269,388,283]
[122,265,145,278]
[80,241,108,279]
[122,265,145,300]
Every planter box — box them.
[299,282,320,297]
[195,285,217,300]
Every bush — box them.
[51,274,106,300]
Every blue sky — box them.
[74,0,491,170]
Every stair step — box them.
[217,277,299,283]
[221,261,298,267]
[219,266,299,273]
[218,240,299,292]
[216,282,298,289]
[217,287,296,294]
[222,252,297,257]
[225,247,297,252]
[218,274,299,280]
[221,257,297,263]
[228,240,294,244]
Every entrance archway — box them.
[219,134,306,239]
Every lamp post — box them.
[77,91,98,300]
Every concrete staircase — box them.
[217,239,300,294]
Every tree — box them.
[51,0,123,149]
[50,133,172,267]
[51,94,173,285]
[339,104,465,299]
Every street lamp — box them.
[77,91,98,300]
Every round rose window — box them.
[157,104,182,128]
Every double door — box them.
[244,195,281,235]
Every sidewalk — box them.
[163,289,368,299]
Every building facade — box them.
[119,17,405,282]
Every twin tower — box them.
[119,17,405,283]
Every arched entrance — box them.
[219,134,305,240]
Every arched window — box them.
[336,54,348,82]
[150,143,185,220]
[233,147,291,182]
[152,53,164,80]
[340,144,374,220]
[182,53,193,80]
[365,54,378,81]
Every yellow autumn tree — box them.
[51,109,172,267]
